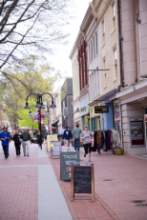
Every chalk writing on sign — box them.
[74,166,91,194]
[60,152,79,181]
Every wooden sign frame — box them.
[71,163,95,202]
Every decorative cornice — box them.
[90,2,97,20]
[69,32,82,59]
[96,0,112,24]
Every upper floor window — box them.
[89,44,91,63]
[112,4,116,30]
[113,48,117,79]
[96,32,98,54]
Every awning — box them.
[51,119,59,127]
[89,87,120,107]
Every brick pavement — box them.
[0,141,147,220]
[47,144,147,220]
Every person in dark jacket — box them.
[62,126,72,151]
[21,129,31,156]
[13,130,21,157]
[0,127,11,159]
[37,130,43,148]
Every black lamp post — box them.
[24,92,56,149]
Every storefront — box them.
[116,80,147,155]
[90,103,101,131]
[80,95,90,130]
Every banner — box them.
[34,111,45,122]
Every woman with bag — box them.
[13,130,21,157]
[81,125,93,162]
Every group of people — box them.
[62,124,93,162]
[0,125,93,162]
[0,127,43,159]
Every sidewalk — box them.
[0,141,147,220]
[47,144,147,220]
[0,142,72,220]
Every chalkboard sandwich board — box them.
[60,152,79,181]
[51,141,62,158]
[71,163,95,202]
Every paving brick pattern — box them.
[0,141,147,220]
[0,167,38,220]
[0,143,40,220]
[47,144,147,220]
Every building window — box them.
[112,4,115,30]
[96,32,98,54]
[103,60,107,87]
[91,41,93,62]
[113,48,117,79]
[89,44,91,63]
[102,20,105,44]
[93,36,96,58]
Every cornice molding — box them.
[96,0,112,24]
[69,32,82,59]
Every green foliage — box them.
[1,57,63,127]
[17,99,48,129]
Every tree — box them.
[2,58,63,126]
[0,0,74,84]
[17,99,48,129]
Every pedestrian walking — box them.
[13,130,21,157]
[72,123,82,151]
[21,129,31,156]
[37,130,43,148]
[61,127,65,135]
[0,127,11,159]
[81,125,93,162]
[63,126,72,151]
[61,127,65,146]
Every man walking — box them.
[72,123,82,151]
[63,126,72,151]
[21,129,31,156]
[0,127,11,159]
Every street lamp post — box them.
[24,92,56,149]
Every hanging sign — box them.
[33,111,45,121]
[95,106,109,113]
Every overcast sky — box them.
[50,0,91,90]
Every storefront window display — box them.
[130,118,145,147]
[113,100,121,137]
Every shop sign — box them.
[81,107,86,112]
[95,106,109,113]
